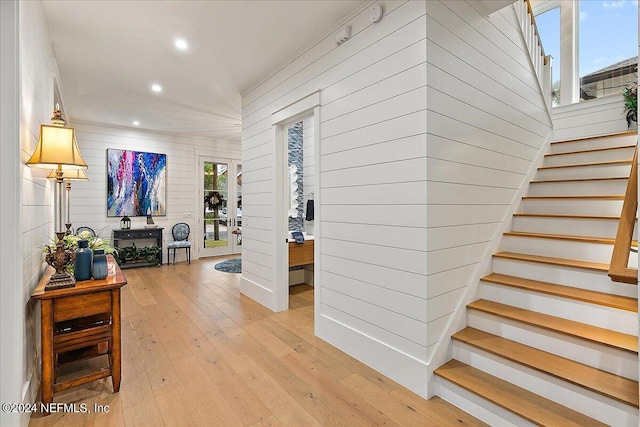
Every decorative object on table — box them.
[291,231,305,244]
[107,149,166,217]
[75,226,96,237]
[115,245,162,267]
[214,258,242,273]
[146,207,155,227]
[120,216,131,230]
[623,83,637,129]
[47,168,88,235]
[43,228,117,273]
[73,239,93,281]
[28,106,88,290]
[167,223,191,264]
[91,249,108,280]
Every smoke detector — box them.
[370,4,383,23]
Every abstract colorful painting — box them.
[107,149,166,217]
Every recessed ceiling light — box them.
[175,38,188,51]
[132,121,140,126]
[151,84,162,93]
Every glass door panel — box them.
[200,158,242,258]
[232,163,242,253]
[202,160,229,257]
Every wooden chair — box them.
[167,223,191,264]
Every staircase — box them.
[435,132,639,426]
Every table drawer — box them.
[139,229,161,238]
[53,291,112,323]
[114,231,141,239]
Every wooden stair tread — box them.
[467,299,638,353]
[545,144,637,158]
[538,160,632,170]
[522,194,624,200]
[481,273,637,312]
[434,360,608,427]
[530,177,628,183]
[513,213,621,220]
[452,327,639,407]
[551,131,637,145]
[493,251,610,272]
[503,231,638,246]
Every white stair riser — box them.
[550,135,638,154]
[536,163,631,180]
[453,343,639,427]
[543,146,635,167]
[492,257,637,297]
[520,198,623,216]
[467,310,638,380]
[503,235,626,265]
[435,377,535,427]
[512,216,626,239]
[478,282,638,335]
[528,179,627,196]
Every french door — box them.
[199,158,242,258]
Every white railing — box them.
[514,0,553,110]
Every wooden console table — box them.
[113,227,163,268]
[31,255,127,409]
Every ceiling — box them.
[43,0,367,143]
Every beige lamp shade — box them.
[47,169,89,180]
[26,125,87,169]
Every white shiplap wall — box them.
[426,0,551,366]
[70,122,240,263]
[1,1,23,426]
[552,94,633,140]
[17,1,58,416]
[241,0,428,395]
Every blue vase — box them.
[92,249,108,280]
[74,239,93,281]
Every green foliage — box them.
[115,245,161,266]
[623,83,637,130]
[43,229,117,255]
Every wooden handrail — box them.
[609,144,638,284]
[524,0,547,65]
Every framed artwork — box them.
[107,149,166,217]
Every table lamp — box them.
[27,107,88,289]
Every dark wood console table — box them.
[31,255,127,410]
[113,227,163,268]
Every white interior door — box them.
[199,158,242,258]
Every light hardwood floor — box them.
[29,256,485,426]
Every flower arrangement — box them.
[43,229,117,255]
[623,83,637,129]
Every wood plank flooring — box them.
[29,256,484,426]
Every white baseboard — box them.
[315,312,428,398]
[240,276,276,311]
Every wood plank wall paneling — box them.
[426,0,551,359]
[552,94,631,140]
[241,0,428,395]
[19,1,59,410]
[70,122,240,264]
